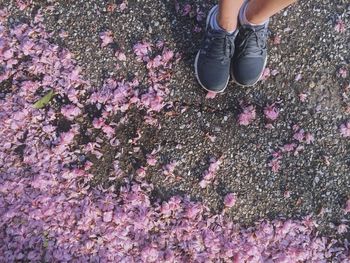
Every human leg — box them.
[217,0,244,32]
[232,0,297,86]
[246,0,297,25]
[194,0,244,92]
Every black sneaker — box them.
[231,23,269,86]
[194,5,236,93]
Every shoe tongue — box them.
[205,30,234,59]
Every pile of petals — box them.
[1,8,350,262]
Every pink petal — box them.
[224,193,237,208]
[100,31,114,47]
[273,35,281,45]
[344,199,350,214]
[340,122,350,138]
[103,211,113,222]
[299,92,308,102]
[335,19,346,33]
[238,105,256,126]
[305,132,314,144]
[115,51,127,61]
[269,158,281,173]
[260,67,271,81]
[264,104,279,121]
[339,67,348,79]
[206,91,217,99]
[147,154,157,166]
[293,129,305,142]
[295,73,302,81]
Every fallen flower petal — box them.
[238,105,256,126]
[269,158,281,173]
[335,18,346,33]
[115,51,127,61]
[224,193,237,208]
[344,199,350,214]
[100,30,114,47]
[206,91,217,99]
[340,122,350,138]
[264,104,279,121]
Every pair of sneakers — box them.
[194,5,269,93]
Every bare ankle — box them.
[245,4,268,25]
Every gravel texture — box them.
[2,0,350,237]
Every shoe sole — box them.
[231,54,268,87]
[194,5,229,94]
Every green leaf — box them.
[33,90,55,109]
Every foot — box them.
[194,5,237,93]
[231,22,269,86]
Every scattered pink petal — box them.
[299,92,308,102]
[337,224,348,234]
[345,199,350,214]
[335,18,346,33]
[99,30,114,47]
[294,145,305,156]
[156,40,164,49]
[182,4,191,16]
[102,125,115,138]
[284,191,291,198]
[293,129,305,142]
[305,132,314,144]
[199,157,222,188]
[16,0,29,10]
[93,118,104,129]
[61,104,81,121]
[281,143,297,153]
[260,67,271,81]
[185,204,202,219]
[272,151,282,159]
[133,42,152,61]
[163,161,178,176]
[268,158,281,173]
[238,105,256,126]
[147,154,157,166]
[273,35,281,45]
[115,51,127,61]
[264,104,279,121]
[339,67,348,79]
[224,193,237,208]
[206,133,216,142]
[59,30,68,38]
[119,2,127,11]
[162,50,174,63]
[295,73,302,81]
[193,25,202,33]
[199,179,209,188]
[206,91,217,99]
[136,167,147,177]
[340,121,350,138]
[271,69,279,76]
[293,124,300,131]
[103,211,113,222]
[196,8,205,22]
